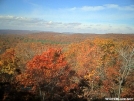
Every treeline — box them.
[0,33,134,101]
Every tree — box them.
[94,39,134,99]
[93,38,119,97]
[0,48,21,101]
[16,48,73,101]
[65,39,103,100]
[0,48,19,79]
[116,41,134,100]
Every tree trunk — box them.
[39,86,45,101]
[118,80,122,101]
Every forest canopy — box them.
[0,32,134,101]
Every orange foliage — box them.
[16,48,74,94]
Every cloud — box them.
[122,5,134,11]
[126,26,132,30]
[19,3,134,26]
[104,4,119,9]
[0,15,134,34]
[64,23,82,26]
[69,4,134,11]
[104,4,134,11]
[81,6,104,11]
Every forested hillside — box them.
[0,32,134,101]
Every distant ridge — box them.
[0,29,133,35]
[0,29,41,34]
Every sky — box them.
[0,0,134,34]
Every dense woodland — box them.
[0,31,134,101]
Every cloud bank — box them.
[0,15,134,34]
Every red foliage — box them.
[16,48,75,94]
[27,48,66,70]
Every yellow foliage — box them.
[0,48,17,75]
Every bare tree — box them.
[117,45,134,100]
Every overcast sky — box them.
[0,0,134,34]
